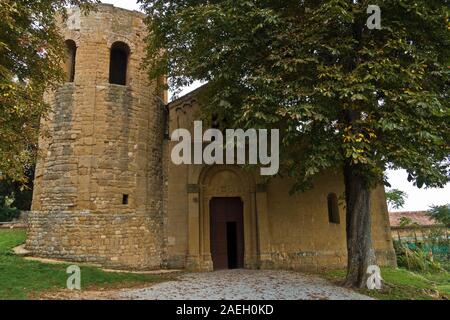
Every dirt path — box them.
[41,270,372,300]
[119,270,372,300]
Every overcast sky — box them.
[101,0,142,11]
[101,1,449,212]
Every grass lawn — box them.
[324,267,450,300]
[0,229,176,300]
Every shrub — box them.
[427,204,450,228]
[395,242,445,273]
[0,207,21,222]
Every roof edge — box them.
[167,84,207,109]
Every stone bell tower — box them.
[27,4,166,269]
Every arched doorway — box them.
[210,197,244,270]
[196,165,258,270]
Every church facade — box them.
[27,4,396,271]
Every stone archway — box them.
[193,165,259,270]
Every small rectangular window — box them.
[65,40,77,82]
[327,193,340,224]
[122,194,129,205]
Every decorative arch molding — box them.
[63,31,81,44]
[199,165,256,197]
[107,36,135,53]
[186,165,262,271]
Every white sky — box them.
[101,1,449,211]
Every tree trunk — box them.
[343,163,377,288]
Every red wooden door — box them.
[210,197,244,270]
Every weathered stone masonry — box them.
[28,5,166,269]
[27,212,161,268]
[28,4,397,271]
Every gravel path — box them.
[119,269,372,300]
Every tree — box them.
[386,189,407,210]
[427,204,450,227]
[140,0,450,287]
[0,164,35,211]
[0,0,97,184]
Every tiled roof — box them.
[389,211,437,227]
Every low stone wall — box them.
[26,211,163,270]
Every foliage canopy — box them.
[141,0,450,191]
[0,0,97,183]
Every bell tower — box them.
[27,4,166,269]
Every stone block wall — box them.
[165,93,397,272]
[28,4,166,269]
[28,3,397,272]
[27,211,161,269]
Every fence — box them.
[392,225,450,269]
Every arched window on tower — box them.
[109,41,130,85]
[327,193,340,224]
[64,40,77,82]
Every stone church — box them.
[27,4,396,271]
